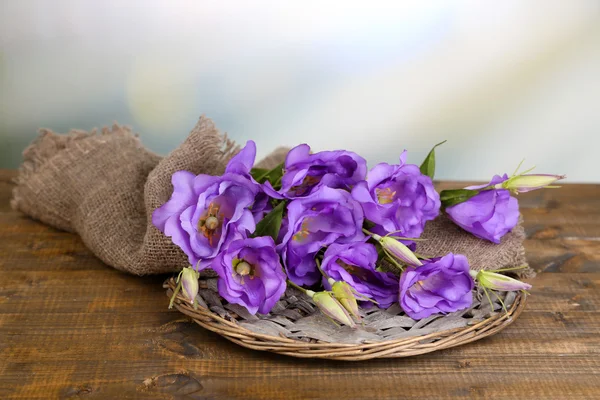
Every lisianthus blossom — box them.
[152,142,262,269]
[279,187,364,286]
[224,140,278,222]
[277,144,367,198]
[445,175,519,244]
[399,253,473,320]
[351,151,440,240]
[211,236,287,314]
[321,241,399,308]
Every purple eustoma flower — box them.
[211,236,287,314]
[352,151,440,239]
[321,241,399,308]
[446,175,519,244]
[279,187,365,286]
[277,144,367,198]
[152,142,262,269]
[399,253,474,320]
[225,140,279,223]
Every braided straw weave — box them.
[164,277,526,361]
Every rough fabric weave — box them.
[11,116,532,277]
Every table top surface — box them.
[0,170,598,400]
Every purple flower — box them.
[225,140,258,177]
[279,187,365,286]
[211,236,287,314]
[225,140,278,223]
[152,142,263,269]
[446,176,519,244]
[399,253,474,320]
[321,241,399,308]
[277,144,367,198]
[352,151,440,240]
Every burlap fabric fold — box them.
[11,116,532,277]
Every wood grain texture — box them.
[1,170,599,399]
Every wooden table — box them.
[1,170,598,399]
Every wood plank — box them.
[1,170,599,400]
[0,271,598,399]
[1,357,599,399]
[1,312,598,365]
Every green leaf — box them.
[250,162,285,189]
[440,189,479,207]
[363,219,376,231]
[253,201,285,242]
[250,168,269,181]
[419,140,447,179]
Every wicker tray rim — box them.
[164,278,527,361]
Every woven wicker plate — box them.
[164,277,526,361]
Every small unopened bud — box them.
[309,290,356,328]
[373,234,422,267]
[329,278,360,321]
[470,270,532,292]
[501,174,565,194]
[181,267,200,304]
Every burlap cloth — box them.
[11,116,533,278]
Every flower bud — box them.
[372,234,422,267]
[328,278,360,321]
[470,270,531,291]
[308,290,356,328]
[501,174,565,194]
[180,267,200,304]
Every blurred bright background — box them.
[1,0,599,182]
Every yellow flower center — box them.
[204,216,219,230]
[197,202,223,247]
[232,258,255,284]
[293,219,312,242]
[337,260,370,281]
[290,175,321,196]
[235,261,252,276]
[376,187,396,204]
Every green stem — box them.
[363,228,384,242]
[491,290,508,314]
[482,286,495,312]
[315,258,328,279]
[383,250,404,272]
[413,252,431,260]
[512,159,525,177]
[489,265,529,273]
[168,279,182,309]
[384,229,426,241]
[286,280,308,294]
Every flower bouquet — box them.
[10,117,564,359]
[156,138,563,359]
